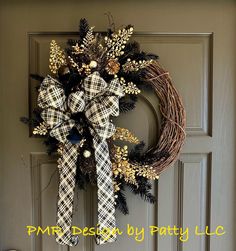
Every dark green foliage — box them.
[127,176,156,204]
[115,175,156,215]
[30,74,44,82]
[67,39,80,46]
[20,108,43,127]
[129,141,146,162]
[20,116,30,125]
[63,73,82,96]
[119,95,138,113]
[129,140,170,165]
[79,18,90,42]
[118,41,140,65]
[75,165,90,190]
[119,100,136,113]
[44,136,58,155]
[115,182,129,215]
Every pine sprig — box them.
[75,165,90,190]
[20,108,43,128]
[79,18,90,41]
[30,74,44,82]
[129,141,145,162]
[122,41,140,57]
[43,136,59,155]
[67,39,80,46]
[115,183,129,215]
[119,100,136,113]
[127,177,156,204]
[119,95,138,113]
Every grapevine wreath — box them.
[22,18,186,246]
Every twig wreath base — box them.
[142,61,186,174]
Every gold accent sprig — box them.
[33,122,49,135]
[72,43,84,55]
[82,27,95,48]
[68,56,91,76]
[120,77,141,95]
[112,127,140,144]
[112,145,159,189]
[136,165,159,180]
[113,146,138,186]
[123,58,153,72]
[49,40,66,74]
[113,180,121,193]
[105,26,134,59]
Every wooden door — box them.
[0,1,235,251]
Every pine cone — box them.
[105,59,120,75]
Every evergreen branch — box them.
[75,166,90,190]
[127,177,156,204]
[79,18,90,41]
[119,101,136,113]
[30,74,44,82]
[129,141,145,162]
[116,189,129,215]
[119,95,137,113]
[43,136,58,155]
[67,39,80,46]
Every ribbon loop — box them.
[84,72,108,100]
[85,100,110,126]
[41,108,70,129]
[68,91,86,113]
[38,75,66,111]
[107,77,124,97]
[50,119,75,143]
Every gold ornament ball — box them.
[89,60,98,69]
[83,150,91,158]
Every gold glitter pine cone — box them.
[105,59,120,75]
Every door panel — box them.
[0,1,235,251]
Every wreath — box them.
[22,18,186,246]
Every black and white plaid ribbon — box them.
[37,73,124,246]
[38,76,82,246]
[83,72,123,244]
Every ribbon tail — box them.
[93,136,117,244]
[55,142,79,246]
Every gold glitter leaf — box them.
[123,59,153,73]
[72,43,84,55]
[112,145,159,192]
[135,165,159,180]
[105,26,134,59]
[33,122,49,135]
[49,40,66,74]
[120,77,141,95]
[83,27,95,48]
[112,127,140,144]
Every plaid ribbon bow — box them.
[37,72,124,246]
